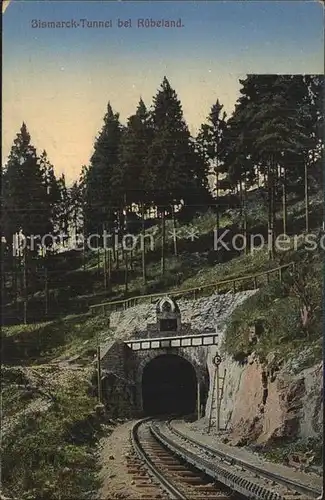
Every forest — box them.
[1,74,324,323]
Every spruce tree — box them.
[2,123,54,322]
[2,123,52,249]
[117,98,153,206]
[39,150,63,241]
[196,100,227,242]
[231,76,309,256]
[196,100,227,197]
[117,98,154,283]
[297,75,324,231]
[83,103,123,238]
[147,77,209,209]
[147,77,209,272]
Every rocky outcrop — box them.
[109,290,257,339]
[216,355,323,446]
[108,291,323,446]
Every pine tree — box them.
[220,107,256,253]
[69,180,83,239]
[297,75,324,232]
[39,151,63,242]
[147,77,209,209]
[57,174,70,242]
[147,77,208,273]
[2,124,52,248]
[196,100,227,196]
[117,98,153,206]
[196,100,227,241]
[231,76,309,257]
[117,98,154,283]
[83,103,123,238]
[2,123,54,322]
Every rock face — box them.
[108,291,323,445]
[222,358,323,446]
[109,291,257,339]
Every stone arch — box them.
[156,296,179,314]
[135,349,203,412]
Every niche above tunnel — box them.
[142,354,197,416]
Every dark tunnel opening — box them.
[142,354,197,416]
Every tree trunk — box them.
[115,226,120,270]
[215,170,220,263]
[108,248,111,279]
[82,224,86,272]
[161,207,166,275]
[123,200,129,295]
[141,203,146,285]
[126,202,133,271]
[13,251,18,312]
[215,167,219,197]
[23,247,28,324]
[282,165,287,235]
[171,204,178,256]
[272,165,277,241]
[243,180,249,255]
[103,247,107,292]
[45,265,49,316]
[239,179,243,217]
[267,163,274,260]
[124,248,128,296]
[97,237,100,276]
[102,223,107,291]
[304,161,309,232]
[13,234,20,311]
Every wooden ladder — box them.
[208,368,226,432]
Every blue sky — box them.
[3,1,324,183]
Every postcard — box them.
[2,1,324,499]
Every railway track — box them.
[131,418,240,499]
[167,420,322,500]
[130,417,322,500]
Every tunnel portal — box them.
[142,354,197,416]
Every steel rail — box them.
[130,418,187,500]
[151,420,290,500]
[167,420,322,499]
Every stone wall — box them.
[106,291,323,444]
[100,341,137,416]
[206,349,323,446]
[107,291,257,415]
[134,346,208,412]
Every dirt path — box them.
[98,420,166,499]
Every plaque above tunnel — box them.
[125,295,217,347]
[156,296,181,335]
[125,332,218,350]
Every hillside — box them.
[2,188,323,500]
[2,188,323,323]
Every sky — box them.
[3,0,324,184]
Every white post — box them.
[197,381,201,420]
[216,365,220,432]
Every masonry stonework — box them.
[100,296,212,414]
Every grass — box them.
[2,313,112,365]
[3,189,322,323]
[222,248,323,368]
[2,310,117,500]
[1,188,323,500]
[2,366,103,500]
[175,247,270,291]
[260,437,323,467]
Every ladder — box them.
[208,367,226,433]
